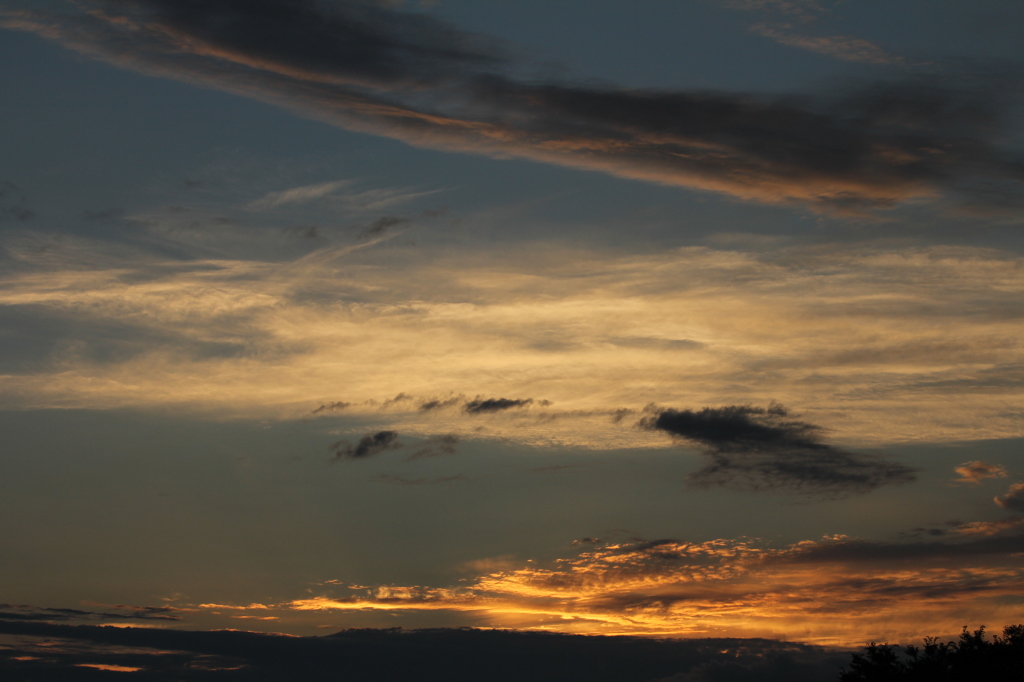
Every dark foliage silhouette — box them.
[840,625,1024,681]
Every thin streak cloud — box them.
[248,179,353,210]
[751,24,903,64]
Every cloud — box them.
[608,336,705,351]
[0,603,180,623]
[419,396,464,412]
[751,24,903,64]
[6,2,1024,212]
[0,619,849,682]
[248,179,352,210]
[995,482,1024,513]
[3,239,1024,447]
[333,430,401,459]
[949,517,1024,537]
[277,530,1024,645]
[640,404,916,495]
[954,460,1009,484]
[359,215,411,238]
[464,398,535,414]
[312,401,351,414]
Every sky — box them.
[2,0,1024,671]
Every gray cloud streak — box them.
[464,397,534,414]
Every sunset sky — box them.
[2,0,1024,656]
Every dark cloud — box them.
[333,430,401,459]
[409,433,460,459]
[0,620,849,682]
[312,401,351,414]
[0,182,33,222]
[572,537,602,545]
[640,404,916,495]
[359,215,410,237]
[0,603,180,623]
[464,397,534,414]
[419,396,464,411]
[380,393,413,408]
[7,2,1024,212]
[780,531,1024,565]
[995,483,1024,513]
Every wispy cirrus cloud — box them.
[248,179,353,210]
[2,237,1024,445]
[3,1,1023,212]
[751,24,903,64]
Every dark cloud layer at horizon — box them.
[0,620,849,682]
[0,603,180,623]
[641,404,916,495]
[5,0,1024,213]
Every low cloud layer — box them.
[640,404,916,495]
[0,620,848,682]
[4,1,1024,212]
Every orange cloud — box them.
[954,461,1010,484]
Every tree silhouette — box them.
[840,625,1024,681]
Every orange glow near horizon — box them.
[187,533,1024,647]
